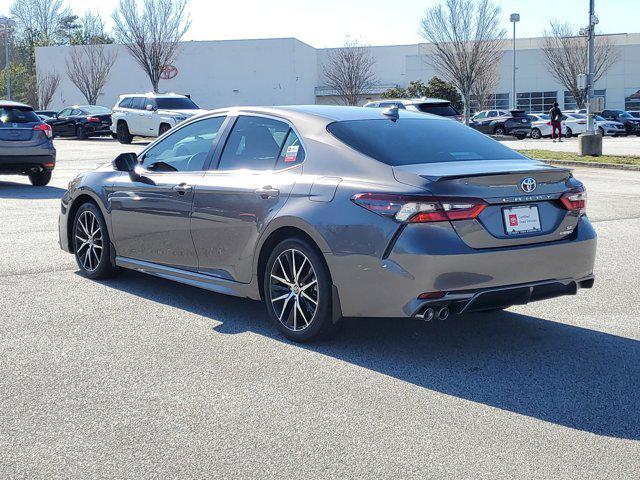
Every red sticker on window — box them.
[509,214,518,226]
[284,145,299,163]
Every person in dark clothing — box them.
[549,102,563,142]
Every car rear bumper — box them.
[0,152,56,174]
[326,216,597,318]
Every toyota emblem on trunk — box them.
[520,177,537,193]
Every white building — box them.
[35,33,640,112]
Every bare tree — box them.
[37,72,60,109]
[541,21,619,109]
[111,0,191,92]
[471,62,500,112]
[72,12,113,45]
[419,0,506,121]
[66,44,117,104]
[10,0,72,46]
[322,37,377,106]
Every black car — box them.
[0,100,56,186]
[599,109,640,136]
[469,109,531,139]
[35,110,58,119]
[45,105,113,139]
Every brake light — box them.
[560,188,587,214]
[86,117,100,123]
[352,193,486,223]
[546,121,552,126]
[34,123,52,139]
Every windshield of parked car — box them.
[82,106,111,114]
[327,118,525,165]
[416,104,460,116]
[594,115,606,121]
[156,97,199,110]
[0,106,40,124]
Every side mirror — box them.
[146,104,155,111]
[112,152,137,172]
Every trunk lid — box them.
[393,159,580,248]
[0,122,37,141]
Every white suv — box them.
[110,93,207,144]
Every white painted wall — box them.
[35,34,640,112]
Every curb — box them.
[538,159,640,171]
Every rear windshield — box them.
[156,97,199,110]
[82,106,111,114]
[327,118,524,165]
[0,107,40,124]
[416,104,460,116]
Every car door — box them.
[140,97,159,136]
[109,115,227,270]
[191,114,303,283]
[48,108,74,136]
[127,97,147,135]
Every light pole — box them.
[0,16,16,100]
[510,13,520,110]
[586,0,597,134]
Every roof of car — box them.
[0,100,33,109]
[365,97,450,106]
[120,92,189,98]
[209,105,442,122]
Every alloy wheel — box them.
[74,210,103,272]
[269,248,319,332]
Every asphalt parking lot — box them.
[1,138,639,479]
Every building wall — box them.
[35,34,640,112]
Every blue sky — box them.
[1,0,635,47]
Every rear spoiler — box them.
[420,167,571,182]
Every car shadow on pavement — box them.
[0,181,66,199]
[101,270,639,441]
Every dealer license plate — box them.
[503,205,541,235]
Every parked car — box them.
[45,105,113,139]
[469,109,531,139]
[598,109,640,135]
[0,100,55,186]
[35,110,58,119]
[111,92,207,143]
[592,114,627,136]
[59,105,596,342]
[528,113,567,139]
[627,111,640,119]
[562,113,588,137]
[364,98,464,122]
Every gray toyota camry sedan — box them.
[59,105,596,341]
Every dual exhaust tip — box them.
[416,306,450,322]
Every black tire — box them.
[117,121,133,144]
[494,126,506,136]
[158,123,171,136]
[598,127,605,136]
[111,132,118,140]
[531,128,542,140]
[516,134,526,140]
[28,170,52,186]
[263,238,336,342]
[565,127,573,138]
[76,125,88,140]
[72,202,119,279]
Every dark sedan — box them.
[46,105,113,139]
[469,110,532,139]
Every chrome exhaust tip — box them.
[437,306,450,321]
[416,307,435,322]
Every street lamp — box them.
[510,13,520,110]
[0,16,16,100]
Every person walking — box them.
[549,102,563,142]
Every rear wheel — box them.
[28,170,52,186]
[531,128,542,139]
[565,128,573,138]
[516,134,526,140]
[76,125,88,140]
[263,238,336,342]
[72,203,118,279]
[117,121,133,144]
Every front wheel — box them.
[72,203,119,279]
[531,128,542,140]
[263,238,336,342]
[158,123,171,136]
[598,127,605,136]
[117,122,133,144]
[565,128,573,138]
[76,126,88,140]
[28,170,52,186]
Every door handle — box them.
[254,186,280,199]
[173,183,192,195]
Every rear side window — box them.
[327,118,525,165]
[156,97,199,110]
[417,104,459,116]
[274,130,305,169]
[0,107,40,124]
[217,116,291,171]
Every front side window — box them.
[487,111,497,118]
[58,108,73,117]
[130,97,146,110]
[327,118,525,166]
[141,116,226,172]
[217,116,292,171]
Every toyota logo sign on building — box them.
[160,65,179,80]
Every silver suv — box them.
[111,93,206,144]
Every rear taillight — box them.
[560,188,587,214]
[546,121,552,126]
[34,123,52,139]
[352,193,486,223]
[86,117,100,123]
